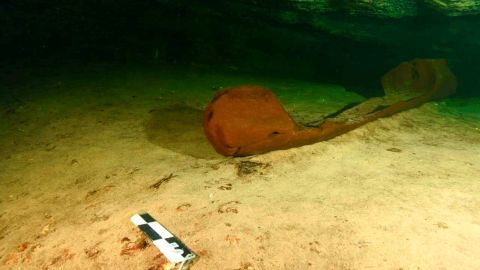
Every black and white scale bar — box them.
[131,213,195,264]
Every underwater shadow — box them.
[145,104,222,160]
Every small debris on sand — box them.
[120,236,148,256]
[149,173,176,189]
[236,161,269,177]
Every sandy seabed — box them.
[1,65,480,270]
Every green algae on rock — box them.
[424,0,480,16]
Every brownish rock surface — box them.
[204,59,457,157]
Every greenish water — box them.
[0,63,363,134]
[438,99,480,122]
[1,63,479,159]
[2,2,480,269]
[0,64,364,157]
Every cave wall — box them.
[1,0,479,96]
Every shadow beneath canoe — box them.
[145,104,222,159]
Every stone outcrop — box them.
[279,0,480,17]
[227,0,480,19]
[347,0,418,17]
[289,0,418,18]
[424,0,480,16]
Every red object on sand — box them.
[203,59,457,156]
